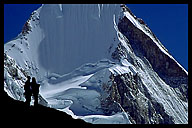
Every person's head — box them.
[32,77,36,83]
[27,76,31,80]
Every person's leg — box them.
[34,94,38,106]
[25,95,31,106]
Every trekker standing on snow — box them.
[31,77,40,107]
[24,76,32,106]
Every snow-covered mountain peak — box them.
[4,4,188,124]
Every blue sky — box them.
[4,4,42,42]
[4,4,188,71]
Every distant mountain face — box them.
[4,4,188,124]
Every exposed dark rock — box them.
[117,15,188,100]
[101,72,176,124]
[22,21,32,35]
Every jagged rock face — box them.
[105,73,175,124]
[117,13,188,101]
[118,16,187,86]
[100,5,188,124]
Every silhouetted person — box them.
[31,77,40,107]
[24,76,32,106]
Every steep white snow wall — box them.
[38,4,122,75]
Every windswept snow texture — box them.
[39,4,122,75]
[4,4,188,124]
